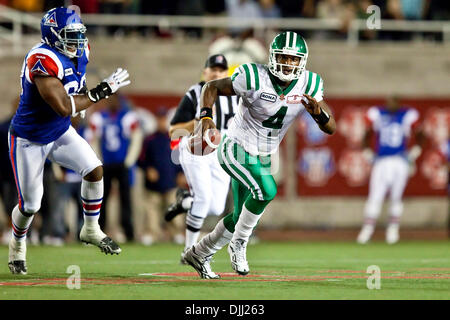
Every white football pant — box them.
[364,156,409,223]
[8,126,102,214]
[179,137,230,230]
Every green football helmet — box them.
[268,31,308,82]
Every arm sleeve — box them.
[170,94,196,125]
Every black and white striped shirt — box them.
[170,81,239,133]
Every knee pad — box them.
[22,201,40,215]
[364,200,382,219]
[261,181,277,201]
[390,201,403,217]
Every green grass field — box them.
[0,240,449,300]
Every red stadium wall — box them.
[127,94,449,197]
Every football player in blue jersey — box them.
[357,96,424,244]
[7,7,130,274]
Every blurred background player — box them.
[167,54,239,263]
[138,106,185,245]
[357,96,424,244]
[7,7,129,274]
[89,93,143,243]
[184,31,336,278]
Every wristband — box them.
[87,82,112,103]
[69,95,76,116]
[199,107,213,119]
[312,108,330,126]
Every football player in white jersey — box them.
[183,31,336,278]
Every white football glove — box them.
[87,68,131,103]
[407,145,422,163]
[104,68,131,94]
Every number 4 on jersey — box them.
[262,106,287,129]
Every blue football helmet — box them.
[40,7,88,59]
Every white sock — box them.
[185,229,201,251]
[389,201,403,226]
[11,205,34,242]
[81,178,103,228]
[231,204,263,243]
[196,218,233,257]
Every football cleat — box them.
[183,246,220,279]
[228,239,250,276]
[180,248,188,265]
[164,188,191,222]
[79,225,121,255]
[386,225,399,244]
[357,225,374,244]
[8,238,27,275]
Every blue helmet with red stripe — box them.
[40,7,88,59]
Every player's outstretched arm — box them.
[302,94,336,135]
[35,75,93,117]
[197,77,236,135]
[35,68,131,118]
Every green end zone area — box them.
[0,241,449,300]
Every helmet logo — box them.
[30,59,48,75]
[44,12,58,27]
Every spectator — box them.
[9,0,43,12]
[400,0,427,20]
[259,0,281,18]
[138,107,185,245]
[315,0,355,39]
[226,0,263,37]
[89,94,143,242]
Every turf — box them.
[0,241,448,300]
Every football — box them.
[188,128,221,156]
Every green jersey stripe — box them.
[229,142,265,200]
[312,74,321,97]
[242,64,251,90]
[221,139,258,199]
[223,138,264,200]
[218,139,236,180]
[250,64,259,91]
[305,71,313,94]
